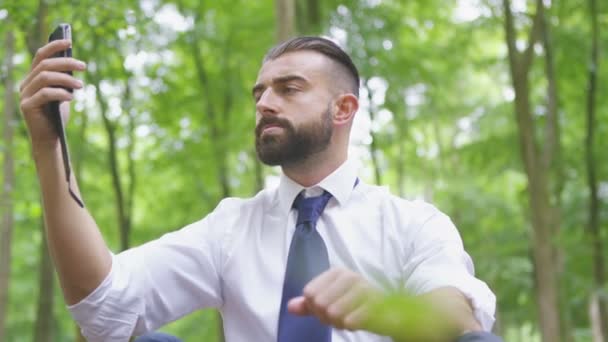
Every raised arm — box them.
[19,39,111,305]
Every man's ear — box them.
[333,93,359,126]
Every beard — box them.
[255,106,333,166]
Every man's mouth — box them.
[256,117,290,138]
[260,123,284,134]
[264,123,281,129]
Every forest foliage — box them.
[0,0,607,341]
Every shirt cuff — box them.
[457,280,496,331]
[67,253,139,342]
[420,273,496,331]
[67,254,114,314]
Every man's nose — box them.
[256,88,279,116]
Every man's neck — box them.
[281,150,347,188]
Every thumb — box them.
[287,296,310,315]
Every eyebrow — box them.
[251,74,309,98]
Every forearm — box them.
[365,287,482,342]
[34,143,111,305]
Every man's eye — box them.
[283,87,298,94]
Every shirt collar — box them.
[277,159,359,215]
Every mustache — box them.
[255,117,291,136]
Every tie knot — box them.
[292,190,333,226]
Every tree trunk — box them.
[94,79,132,251]
[276,0,296,42]
[124,82,137,238]
[85,49,134,251]
[502,1,562,341]
[296,0,321,34]
[179,4,234,339]
[585,0,607,339]
[33,223,55,342]
[538,4,573,340]
[187,15,232,200]
[25,0,49,57]
[389,102,408,197]
[363,81,383,185]
[396,135,406,197]
[305,0,321,32]
[21,2,59,339]
[590,293,605,342]
[0,26,16,342]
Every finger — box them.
[302,268,342,298]
[337,281,377,311]
[21,70,83,98]
[21,87,73,114]
[301,270,340,324]
[31,39,72,71]
[326,282,372,329]
[21,58,86,93]
[342,304,369,331]
[308,273,360,325]
[308,272,354,306]
[287,296,310,315]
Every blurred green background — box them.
[0,0,607,341]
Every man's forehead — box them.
[256,50,331,82]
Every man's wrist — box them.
[363,292,461,341]
[32,140,61,164]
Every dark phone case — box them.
[47,24,71,141]
[48,24,73,86]
[47,23,84,207]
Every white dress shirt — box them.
[69,159,496,342]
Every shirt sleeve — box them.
[68,211,226,341]
[401,203,496,331]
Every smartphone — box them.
[49,24,72,58]
[48,24,73,89]
[47,23,84,207]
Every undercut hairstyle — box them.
[263,36,360,97]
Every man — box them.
[19,36,501,341]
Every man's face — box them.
[252,51,335,166]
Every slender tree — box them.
[19,1,62,339]
[502,0,562,340]
[82,27,138,252]
[363,80,383,185]
[538,3,572,339]
[0,25,16,342]
[89,69,136,251]
[33,225,55,342]
[585,0,607,339]
[277,0,296,42]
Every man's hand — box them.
[287,268,379,331]
[289,268,482,341]
[19,38,86,153]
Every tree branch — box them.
[538,0,560,172]
[522,3,543,71]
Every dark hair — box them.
[263,36,360,97]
